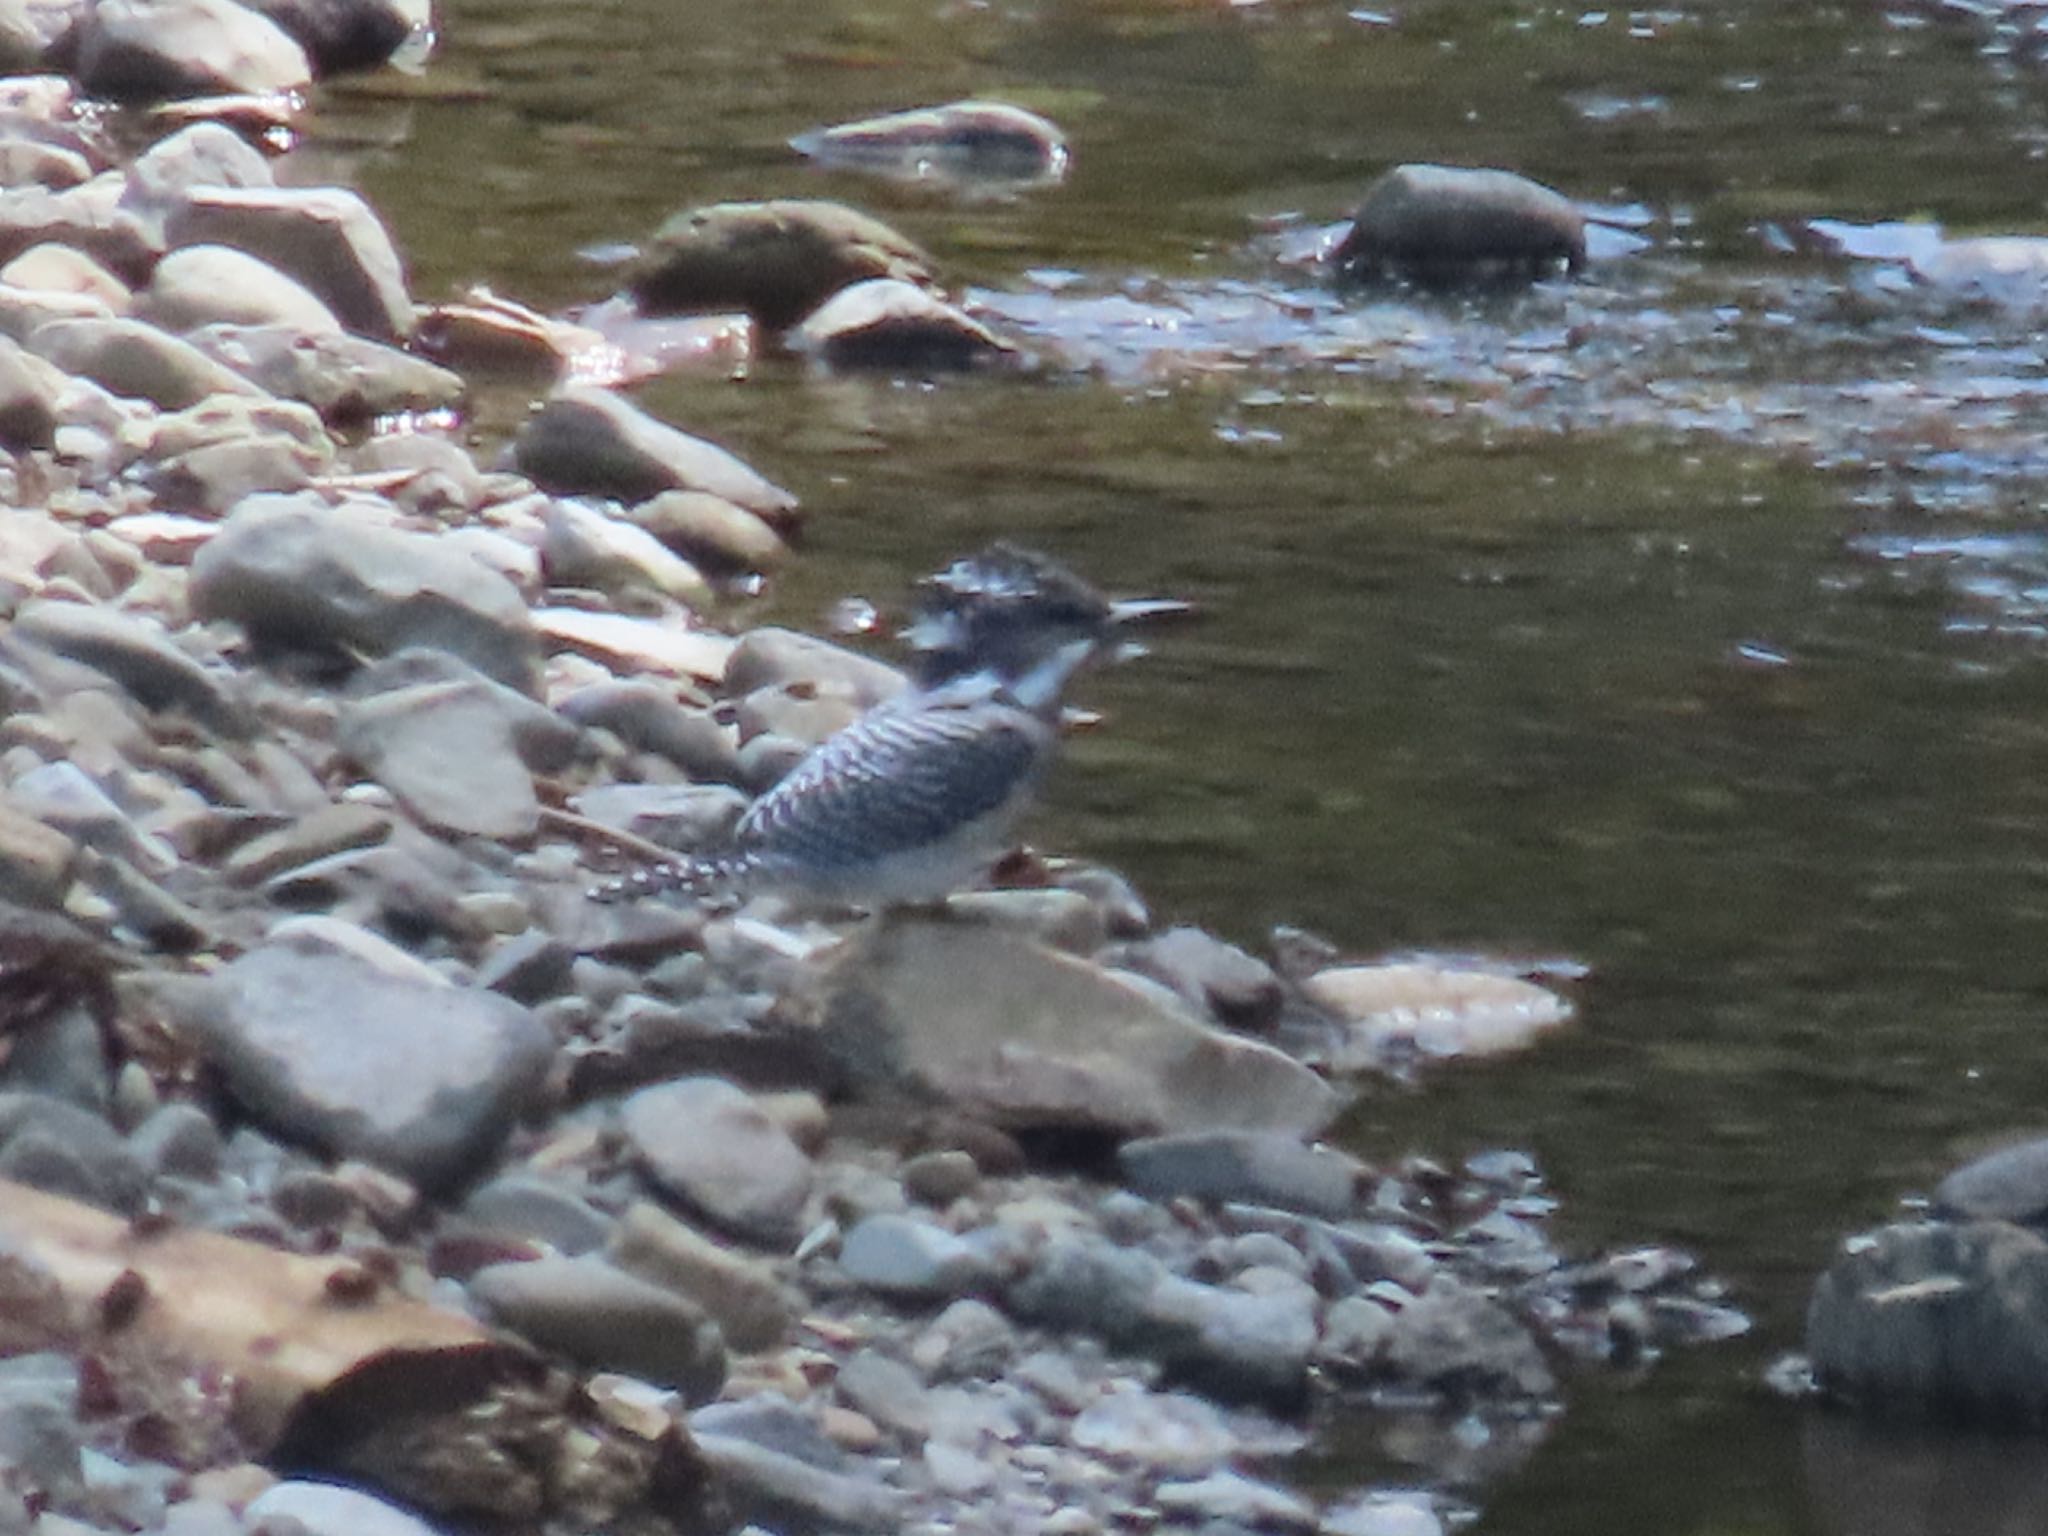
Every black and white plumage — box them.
[592,545,1182,911]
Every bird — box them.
[590,544,1185,911]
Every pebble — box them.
[620,1075,816,1248]
[1117,1131,1364,1221]
[468,1253,727,1402]
[840,1212,995,1303]
[607,1199,798,1352]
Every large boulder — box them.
[809,919,1340,1140]
[1334,164,1585,287]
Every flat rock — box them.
[534,607,733,685]
[190,491,541,692]
[1115,925,1284,1031]
[628,198,935,332]
[337,677,540,840]
[0,801,75,905]
[811,920,1340,1140]
[1302,961,1572,1067]
[1808,1219,2048,1422]
[620,1075,814,1248]
[468,1254,726,1402]
[791,100,1068,186]
[1937,1138,2048,1224]
[1155,1471,1317,1533]
[75,0,311,99]
[1334,164,1586,286]
[608,1199,797,1352]
[27,315,261,408]
[791,278,1013,372]
[515,384,797,519]
[694,1432,905,1535]
[542,497,709,603]
[189,322,463,421]
[724,627,905,708]
[116,122,273,248]
[140,243,341,335]
[167,184,413,342]
[629,489,787,575]
[1117,1130,1364,1219]
[162,939,554,1190]
[839,1213,993,1302]
[13,599,244,734]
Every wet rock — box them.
[839,1212,994,1303]
[188,322,464,421]
[515,384,798,520]
[628,489,787,575]
[27,316,260,408]
[239,0,417,74]
[620,1075,814,1248]
[1156,1471,1317,1533]
[140,243,342,335]
[166,185,413,342]
[337,676,542,840]
[791,279,1014,372]
[1383,1278,1555,1399]
[1115,925,1284,1031]
[190,492,541,692]
[542,497,710,603]
[0,334,59,448]
[13,599,243,734]
[469,1253,727,1402]
[694,1429,906,1535]
[1302,961,1572,1066]
[1068,1386,1239,1473]
[75,0,311,99]
[629,199,935,332]
[1936,1138,2048,1224]
[608,1199,797,1352]
[812,920,1339,1140]
[1910,236,2048,307]
[1117,1131,1363,1220]
[1321,1493,1445,1536]
[162,938,554,1190]
[0,1091,146,1212]
[0,3,79,69]
[1806,1219,2048,1421]
[725,627,905,709]
[1144,1272,1317,1406]
[245,1479,445,1536]
[791,100,1069,185]
[1334,164,1586,286]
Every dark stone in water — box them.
[1334,164,1586,288]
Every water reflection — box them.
[1804,1414,2048,1536]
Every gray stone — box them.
[1807,1219,2048,1422]
[160,939,554,1190]
[791,100,1068,185]
[1316,1294,1395,1376]
[337,678,540,840]
[909,1296,1014,1380]
[542,497,709,602]
[245,1480,444,1536]
[811,921,1340,1141]
[608,1200,796,1353]
[190,492,540,692]
[693,1431,905,1535]
[570,782,748,853]
[461,1174,613,1256]
[0,1091,146,1213]
[0,333,59,449]
[1143,1274,1317,1406]
[1383,1278,1554,1399]
[166,185,412,341]
[75,0,311,99]
[475,929,573,1004]
[0,1354,83,1507]
[0,800,75,905]
[1116,926,1284,1031]
[1936,1138,2048,1224]
[1117,1131,1363,1220]
[0,0,79,70]
[224,801,392,885]
[13,599,243,733]
[620,1076,814,1248]
[0,1002,106,1109]
[792,278,1013,371]
[724,626,904,709]
[901,1148,979,1207]
[9,761,168,871]
[148,431,320,515]
[189,322,463,421]
[117,123,273,249]
[0,142,91,195]
[1155,1471,1317,1533]
[839,1213,992,1303]
[127,1100,222,1179]
[1068,1387,1238,1473]
[27,315,260,408]
[554,680,741,782]
[629,198,935,332]
[140,243,341,335]
[514,384,797,519]
[468,1254,726,1402]
[1,242,129,301]
[1335,164,1586,287]
[1321,1494,1445,1536]
[629,489,786,574]
[835,1348,930,1440]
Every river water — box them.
[321,0,2048,1529]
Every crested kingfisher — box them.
[592,545,1185,910]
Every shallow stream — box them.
[316,0,2048,1528]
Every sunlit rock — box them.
[1334,164,1586,288]
[75,0,311,100]
[792,278,1016,372]
[1301,961,1572,1067]
[791,99,1069,187]
[140,243,341,335]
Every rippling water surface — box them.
[318,0,2048,1529]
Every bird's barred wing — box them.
[736,700,1047,871]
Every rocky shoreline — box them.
[0,9,1769,1536]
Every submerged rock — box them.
[628,199,936,332]
[1302,961,1572,1067]
[791,279,1014,372]
[791,100,1069,186]
[1334,164,1585,287]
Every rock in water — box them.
[811,919,1339,1141]
[1334,164,1586,287]
[628,199,936,331]
[790,100,1069,186]
[791,279,1014,372]
[515,384,798,519]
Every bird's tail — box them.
[586,851,757,904]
